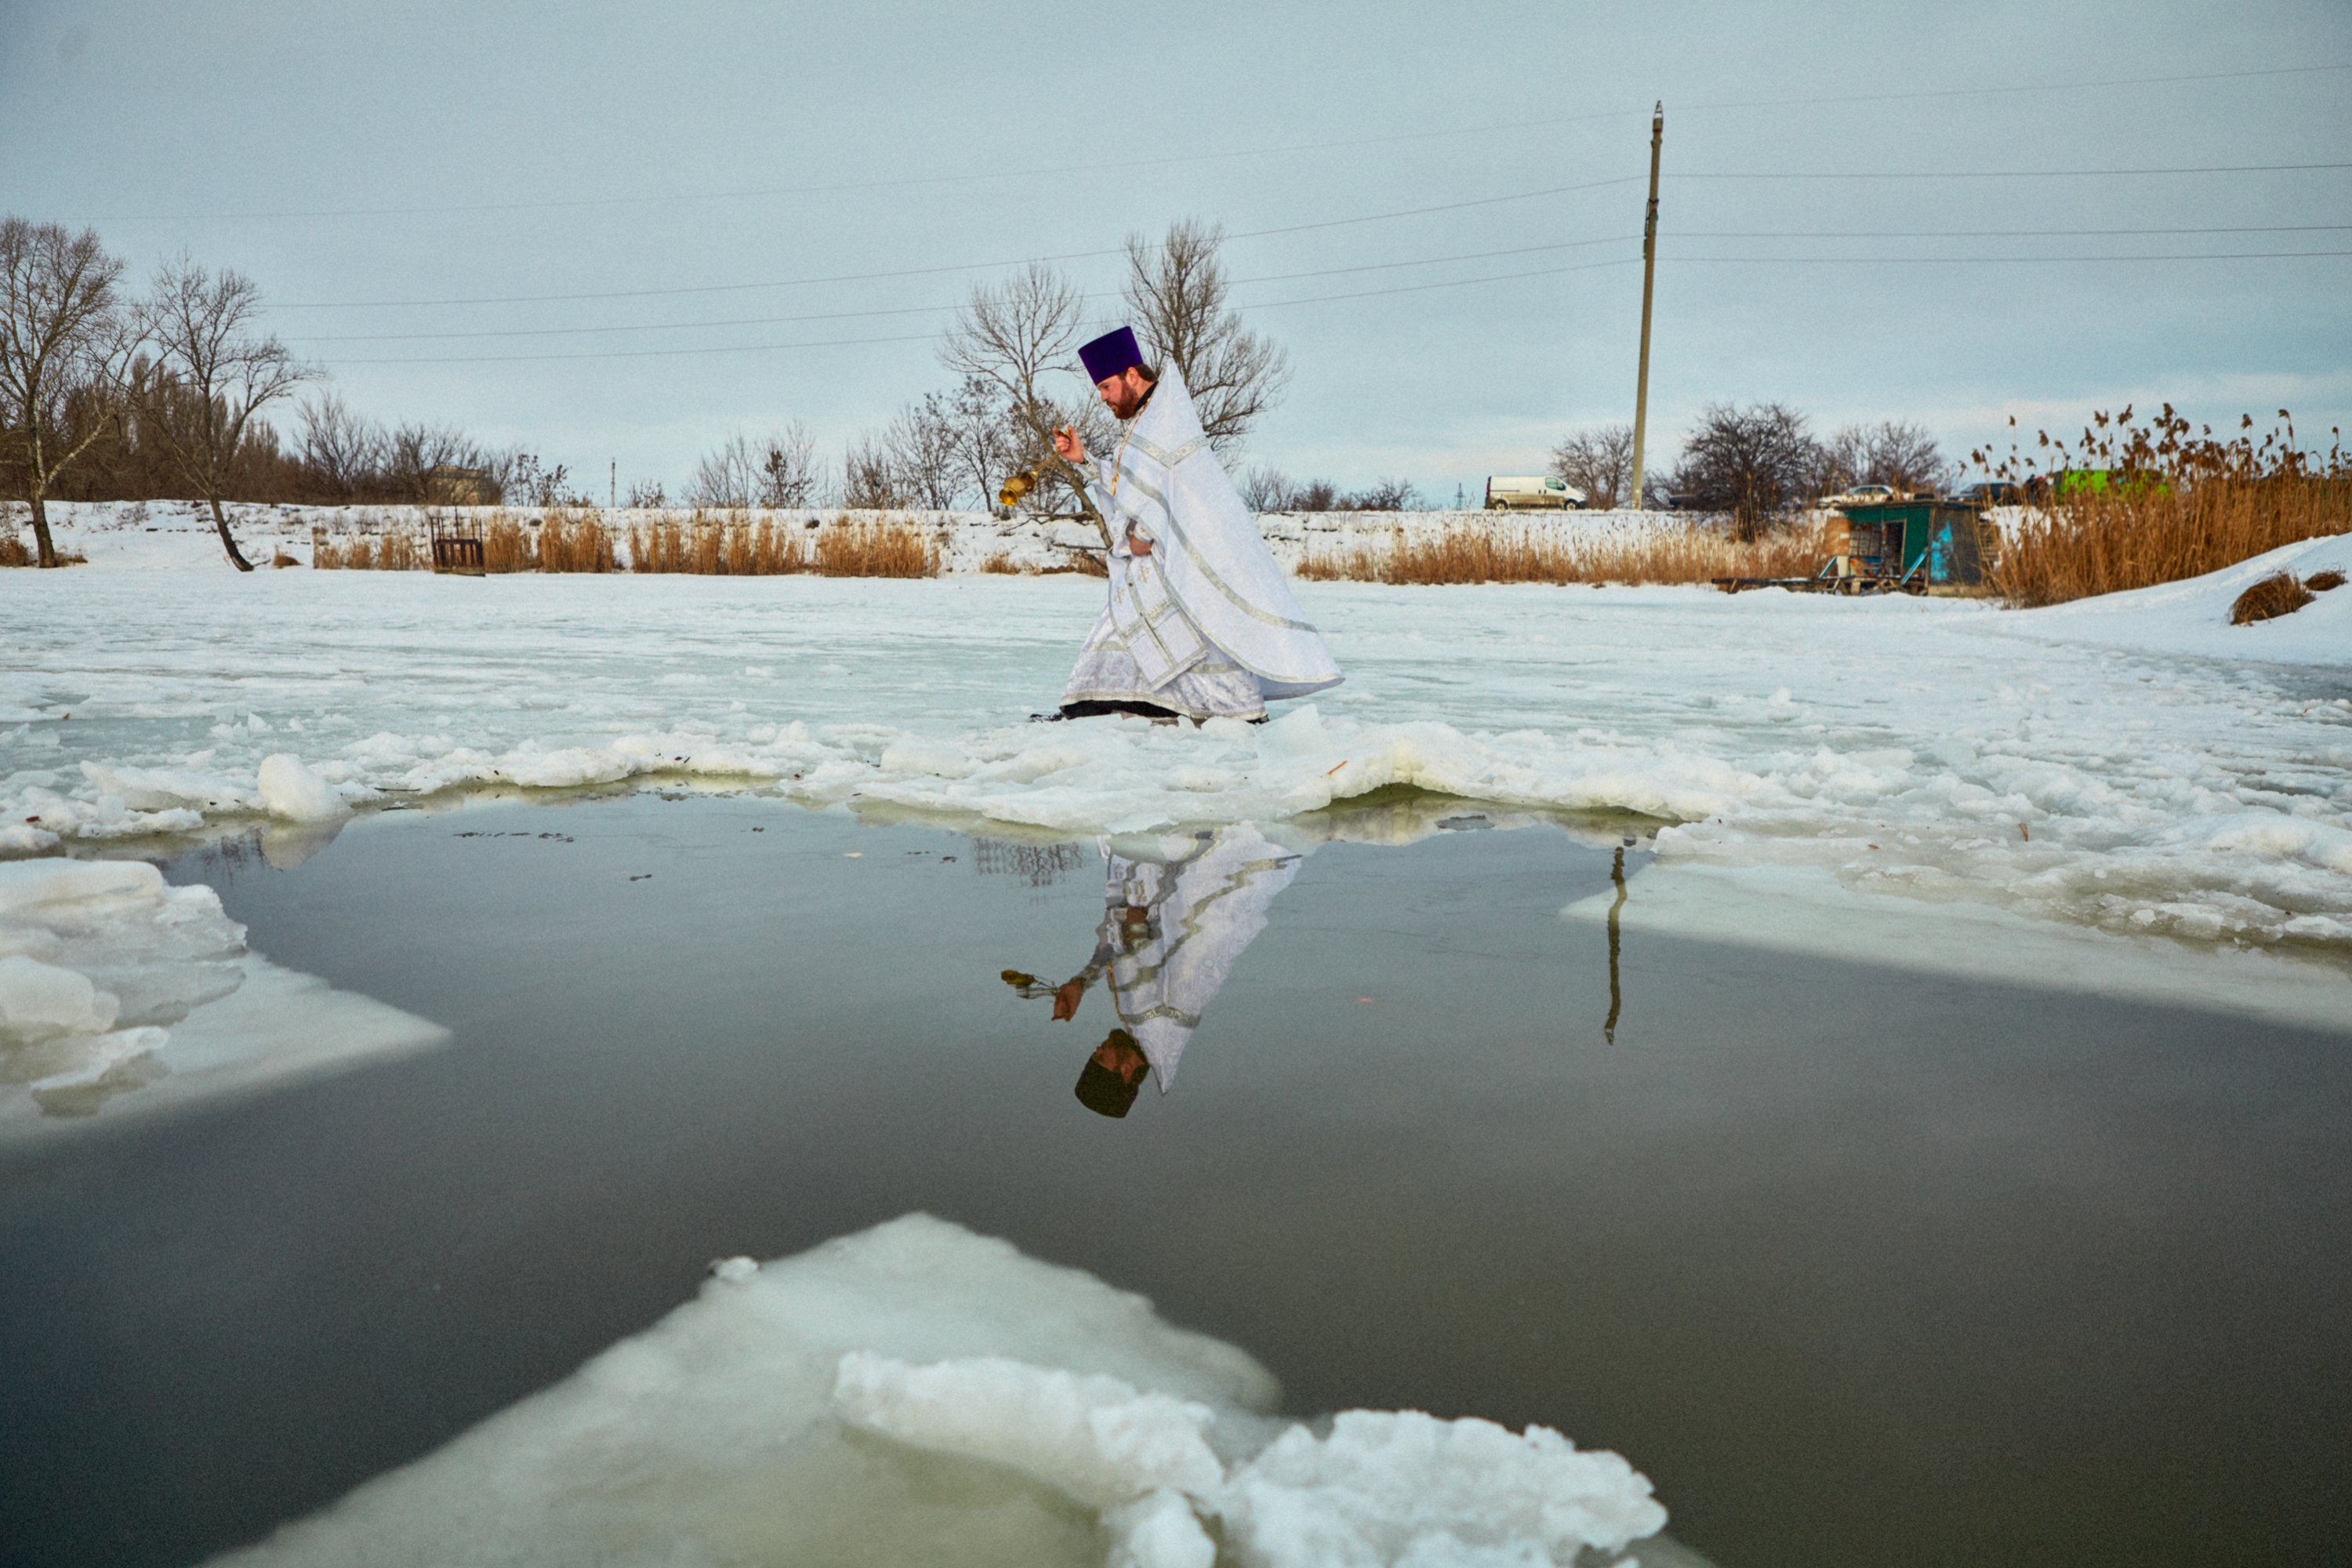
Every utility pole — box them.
[609,460,616,510]
[1629,101,1663,510]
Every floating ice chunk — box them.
[0,855,444,1142]
[0,953,121,1040]
[79,760,260,813]
[1219,1410,1669,1567]
[256,753,350,822]
[29,1025,165,1094]
[1105,1489,1217,1568]
[833,1352,1225,1508]
[208,1215,1676,1568]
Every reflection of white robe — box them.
[1061,368,1342,719]
[1091,826,1301,1088]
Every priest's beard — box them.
[1104,378,1156,421]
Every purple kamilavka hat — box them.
[1079,326,1145,384]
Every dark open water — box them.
[2,792,2347,1567]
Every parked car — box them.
[1486,475,1584,510]
[1953,481,2022,506]
[1822,483,1899,508]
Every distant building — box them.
[421,464,498,506]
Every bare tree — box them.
[941,263,1107,528]
[296,390,384,499]
[1345,477,1419,511]
[1122,219,1289,456]
[883,395,964,510]
[691,426,826,508]
[1675,402,1821,540]
[840,434,902,510]
[1240,466,1294,512]
[758,423,823,506]
[1821,419,1950,496]
[938,376,1014,516]
[139,259,313,570]
[1550,423,1635,510]
[0,218,134,567]
[384,422,489,502]
[688,433,764,509]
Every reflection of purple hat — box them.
[1080,326,1145,384]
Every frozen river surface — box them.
[2,796,2349,1568]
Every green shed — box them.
[1835,500,1996,586]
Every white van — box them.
[1485,475,1584,510]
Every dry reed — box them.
[630,509,811,575]
[0,532,30,568]
[812,517,938,578]
[312,519,423,570]
[1294,519,1828,586]
[2229,572,2315,624]
[1978,406,2350,608]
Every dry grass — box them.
[1294,519,1828,586]
[535,503,617,572]
[1994,477,2351,607]
[812,517,938,578]
[0,532,30,568]
[312,524,423,571]
[980,551,1029,575]
[314,507,615,573]
[630,509,810,575]
[1978,406,2350,608]
[2229,572,2316,624]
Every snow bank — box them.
[0,856,445,1142]
[209,1214,1677,1568]
[1994,532,2352,666]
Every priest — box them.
[1048,326,1342,723]
[1003,825,1305,1117]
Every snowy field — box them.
[3,518,2349,1131]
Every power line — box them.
[285,219,2352,341]
[1675,160,2352,180]
[82,62,2352,223]
[321,257,1648,367]
[278,176,1644,310]
[1672,223,2352,238]
[1667,249,2352,261]
[318,241,2350,368]
[270,158,2352,314]
[288,234,1646,343]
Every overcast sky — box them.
[4,0,2347,503]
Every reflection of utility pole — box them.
[1628,102,1663,510]
[1604,844,1629,1044]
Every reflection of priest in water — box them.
[1004,825,1301,1117]
[1047,327,1342,724]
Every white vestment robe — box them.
[1079,826,1301,1089]
[1061,368,1343,719]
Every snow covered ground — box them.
[5,518,2348,1036]
[208,1214,1697,1568]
